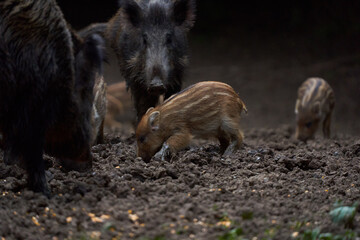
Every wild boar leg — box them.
[6,124,49,197]
[155,131,193,160]
[154,143,171,161]
[132,87,161,122]
[218,130,230,154]
[323,112,332,138]
[223,130,244,156]
[218,136,230,154]
[25,140,49,197]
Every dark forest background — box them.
[57,1,360,135]
[58,1,360,40]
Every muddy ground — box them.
[1,127,360,240]
[1,32,360,239]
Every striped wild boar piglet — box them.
[105,81,134,130]
[0,0,104,196]
[136,81,247,162]
[80,0,196,122]
[295,77,335,141]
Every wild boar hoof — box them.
[154,144,171,161]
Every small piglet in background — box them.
[104,81,134,130]
[295,77,335,141]
[136,81,247,162]
[91,75,107,145]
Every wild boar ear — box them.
[148,111,160,131]
[312,102,321,117]
[120,0,142,28]
[173,0,196,29]
[146,107,154,114]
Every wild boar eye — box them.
[142,34,148,46]
[165,33,172,45]
[305,122,312,128]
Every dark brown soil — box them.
[1,35,360,239]
[1,126,360,239]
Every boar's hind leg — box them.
[323,112,332,138]
[217,131,230,154]
[6,122,49,197]
[221,115,244,156]
[223,130,244,156]
[26,140,50,197]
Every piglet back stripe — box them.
[298,78,334,109]
[160,81,241,114]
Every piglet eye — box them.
[305,122,312,128]
[139,136,146,143]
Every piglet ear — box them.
[148,111,160,131]
[120,0,142,28]
[146,107,154,114]
[173,0,196,29]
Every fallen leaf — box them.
[216,220,231,228]
[129,213,139,222]
[32,216,40,226]
[90,231,101,239]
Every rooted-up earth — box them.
[0,125,360,239]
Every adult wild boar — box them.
[80,0,196,121]
[0,0,104,196]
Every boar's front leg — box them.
[132,87,161,122]
[154,130,193,161]
[154,143,171,161]
[164,84,181,100]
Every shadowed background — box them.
[58,0,360,136]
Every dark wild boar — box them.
[80,0,196,121]
[0,0,104,196]
[295,77,335,141]
[136,81,247,162]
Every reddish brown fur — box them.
[104,81,133,129]
[295,77,335,141]
[136,81,247,162]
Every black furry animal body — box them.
[0,0,104,196]
[80,0,196,121]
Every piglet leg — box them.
[154,131,193,161]
[223,130,244,156]
[223,141,238,156]
[154,143,171,161]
